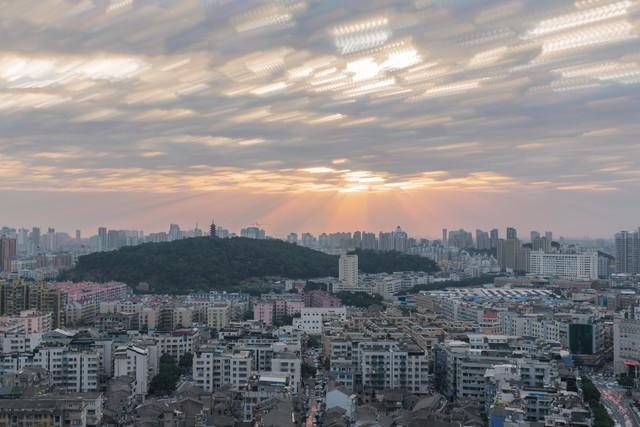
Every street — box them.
[302,346,327,427]
[592,376,636,427]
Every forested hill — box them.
[60,237,438,293]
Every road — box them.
[302,346,327,427]
[592,377,635,427]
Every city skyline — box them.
[0,217,630,241]
[2,0,640,237]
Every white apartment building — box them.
[529,251,598,280]
[359,342,430,394]
[499,312,561,343]
[271,352,301,393]
[613,317,640,375]
[0,310,52,334]
[193,349,252,392]
[329,338,429,394]
[0,332,42,353]
[99,301,157,330]
[0,346,101,393]
[173,307,193,328]
[206,304,231,330]
[293,307,347,334]
[156,331,199,362]
[113,345,150,398]
[339,254,358,287]
[373,278,402,299]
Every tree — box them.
[349,249,439,274]
[581,376,614,427]
[573,356,584,369]
[302,362,317,379]
[581,376,599,402]
[336,292,383,308]
[307,335,322,349]
[148,354,181,396]
[61,237,440,294]
[274,314,294,327]
[304,281,327,292]
[405,275,497,294]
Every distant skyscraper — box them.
[362,232,377,250]
[497,238,529,272]
[506,227,517,240]
[475,229,490,250]
[107,229,121,250]
[46,228,56,252]
[0,237,17,272]
[615,230,640,274]
[210,220,216,238]
[530,231,540,242]
[98,227,107,252]
[31,227,41,250]
[392,226,408,252]
[75,230,81,241]
[339,253,358,287]
[448,229,473,249]
[301,233,314,247]
[490,228,499,249]
[353,231,362,248]
[442,229,448,245]
[241,226,266,239]
[287,232,298,244]
[532,236,552,253]
[544,231,553,242]
[167,224,181,241]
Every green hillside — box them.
[60,237,438,293]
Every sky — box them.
[1,0,640,238]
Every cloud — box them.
[0,0,639,233]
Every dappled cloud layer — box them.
[1,0,640,195]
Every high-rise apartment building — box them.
[31,227,41,251]
[532,236,552,253]
[615,229,640,274]
[497,238,529,272]
[392,226,408,252]
[45,228,56,252]
[475,229,490,250]
[448,229,473,249]
[98,227,107,252]
[490,228,499,249]
[506,227,517,240]
[529,251,598,280]
[241,226,266,239]
[0,281,66,328]
[167,223,181,241]
[613,316,640,376]
[0,237,17,272]
[338,254,358,287]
